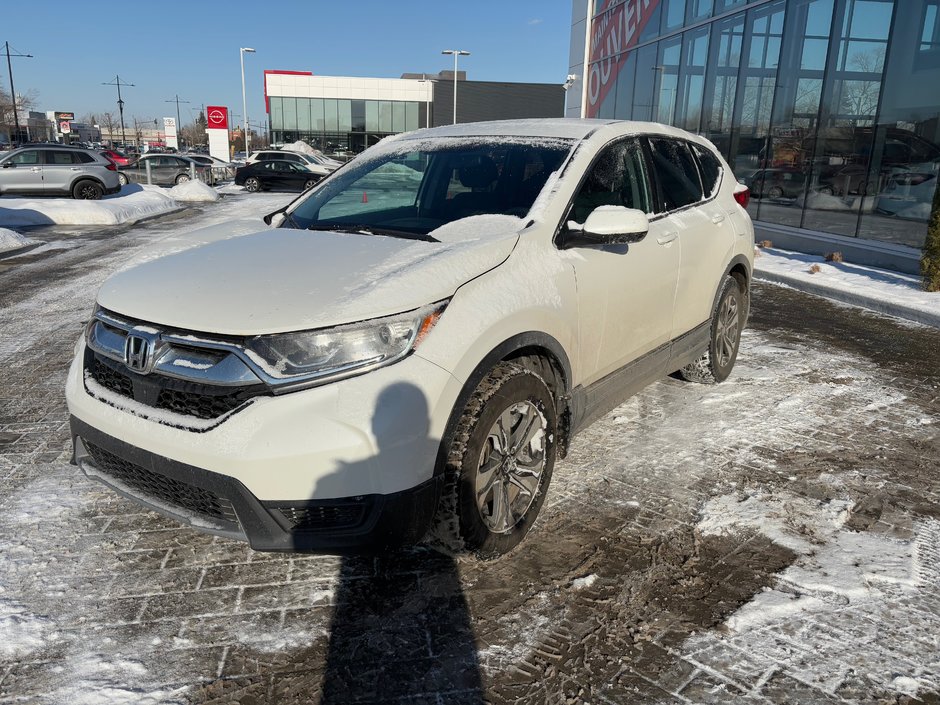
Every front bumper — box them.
[71,417,441,552]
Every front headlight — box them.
[244,302,446,387]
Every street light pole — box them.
[165,94,190,150]
[441,50,470,125]
[240,47,256,155]
[103,75,134,148]
[3,41,32,146]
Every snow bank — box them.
[168,180,220,202]
[754,247,939,324]
[0,186,182,226]
[0,227,36,253]
[280,140,317,155]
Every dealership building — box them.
[568,0,940,270]
[263,69,566,155]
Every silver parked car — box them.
[117,154,214,187]
[0,145,121,199]
[183,153,236,181]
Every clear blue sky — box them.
[3,1,572,130]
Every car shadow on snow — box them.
[0,204,55,227]
[313,382,484,703]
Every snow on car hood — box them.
[97,225,520,335]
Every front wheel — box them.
[432,362,556,558]
[244,177,261,193]
[175,173,191,185]
[680,275,744,384]
[304,178,318,190]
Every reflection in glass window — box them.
[656,36,682,124]
[633,44,659,122]
[702,13,745,154]
[678,26,710,131]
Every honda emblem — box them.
[124,334,153,373]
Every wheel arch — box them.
[716,254,752,321]
[431,331,573,482]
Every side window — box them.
[648,138,703,211]
[10,150,41,166]
[76,152,95,164]
[692,144,722,199]
[48,151,78,165]
[570,138,652,224]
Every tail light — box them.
[733,185,750,209]
[103,160,117,171]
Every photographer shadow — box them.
[317,383,485,704]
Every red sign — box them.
[586,0,662,118]
[206,106,229,130]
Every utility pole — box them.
[165,94,190,149]
[103,75,134,148]
[3,41,33,146]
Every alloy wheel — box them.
[715,294,739,367]
[475,401,547,534]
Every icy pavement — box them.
[0,193,938,703]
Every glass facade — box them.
[268,97,426,154]
[583,0,940,249]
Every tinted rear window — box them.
[648,138,703,211]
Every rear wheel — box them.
[767,185,784,199]
[244,177,261,192]
[72,180,104,200]
[117,173,129,186]
[175,173,191,185]
[680,275,744,384]
[432,362,556,558]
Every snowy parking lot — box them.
[0,192,938,704]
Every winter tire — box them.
[117,173,129,186]
[244,177,261,193]
[680,275,744,384]
[175,174,191,185]
[72,180,104,200]
[432,362,556,558]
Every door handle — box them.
[70,167,82,171]
[657,232,678,245]
[30,167,42,172]
[711,213,726,224]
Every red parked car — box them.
[99,149,131,167]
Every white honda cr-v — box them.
[66,119,754,557]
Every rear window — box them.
[692,144,722,198]
[648,138,703,211]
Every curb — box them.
[754,268,940,329]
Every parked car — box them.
[748,168,806,199]
[184,153,236,181]
[100,149,131,167]
[0,145,121,199]
[234,160,322,192]
[66,119,754,556]
[246,149,334,177]
[117,154,213,186]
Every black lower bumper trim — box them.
[70,416,442,553]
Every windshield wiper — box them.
[307,224,438,243]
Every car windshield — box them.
[286,137,573,238]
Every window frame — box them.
[644,136,718,215]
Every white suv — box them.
[66,119,754,556]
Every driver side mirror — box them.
[1,161,15,168]
[562,206,650,249]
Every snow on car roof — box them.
[398,118,619,141]
[395,118,709,145]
